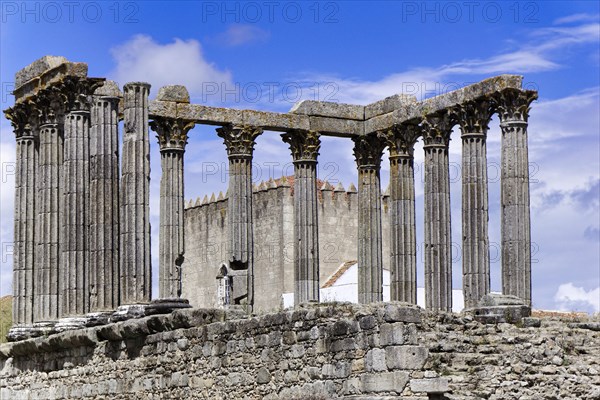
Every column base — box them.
[145,298,192,315]
[109,304,149,323]
[7,322,56,342]
[465,293,531,324]
[54,317,88,333]
[85,311,114,327]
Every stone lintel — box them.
[309,116,363,136]
[150,102,320,133]
[364,94,418,119]
[409,74,523,119]
[290,99,365,120]
[363,75,524,134]
[14,59,89,103]
[147,75,525,136]
[15,55,68,88]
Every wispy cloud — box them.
[108,35,233,99]
[213,24,270,46]
[290,20,599,104]
[554,283,600,313]
[554,13,600,25]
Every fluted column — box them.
[216,124,262,309]
[281,130,321,305]
[89,81,121,312]
[353,134,385,304]
[33,89,64,322]
[422,113,453,311]
[120,82,152,305]
[380,124,419,304]
[455,100,493,308]
[60,110,90,316]
[5,104,37,326]
[496,89,537,306]
[150,116,195,299]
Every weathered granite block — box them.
[409,378,449,394]
[361,371,409,393]
[386,346,428,370]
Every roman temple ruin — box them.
[4,56,537,340]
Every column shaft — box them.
[461,135,490,307]
[501,122,532,304]
[456,100,493,309]
[59,111,90,317]
[497,89,536,306]
[353,135,385,304]
[293,162,320,304]
[120,82,152,304]
[422,114,453,312]
[424,145,452,311]
[217,125,262,308]
[159,151,185,298]
[35,122,62,321]
[390,156,417,303]
[382,125,418,304]
[89,91,120,311]
[282,130,321,305]
[13,132,37,325]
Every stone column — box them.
[422,113,453,312]
[33,88,64,323]
[5,103,37,330]
[353,134,385,304]
[89,81,121,313]
[216,124,262,310]
[380,124,419,304]
[60,105,91,318]
[281,130,321,305]
[496,89,537,306]
[456,100,493,308]
[120,82,152,306]
[150,114,195,300]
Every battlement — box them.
[184,177,379,210]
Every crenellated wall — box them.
[182,178,391,312]
[1,303,598,400]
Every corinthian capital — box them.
[421,111,453,148]
[353,133,385,169]
[216,124,263,158]
[453,99,493,137]
[378,123,420,158]
[281,130,321,162]
[34,86,67,126]
[150,117,195,152]
[4,102,37,139]
[494,89,538,123]
[55,76,105,112]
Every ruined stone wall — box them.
[1,304,598,400]
[182,181,391,312]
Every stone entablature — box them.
[4,56,537,341]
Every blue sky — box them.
[1,1,599,313]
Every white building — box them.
[283,261,466,313]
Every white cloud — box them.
[108,35,233,101]
[554,13,600,25]
[214,24,270,46]
[289,21,598,105]
[554,283,600,313]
